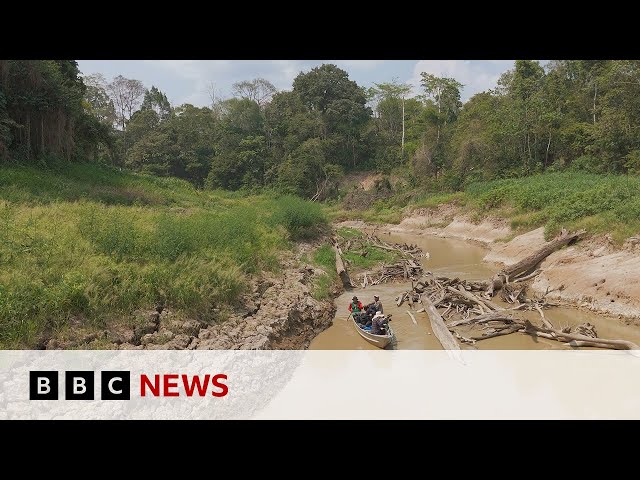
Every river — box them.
[310,231,640,350]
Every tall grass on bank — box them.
[269,195,327,240]
[464,172,640,241]
[331,172,640,244]
[310,244,338,300]
[0,164,327,348]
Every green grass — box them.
[334,227,399,270]
[325,201,403,225]
[343,247,398,270]
[269,195,328,240]
[335,227,361,239]
[312,244,336,273]
[306,234,397,300]
[361,207,404,224]
[310,244,338,300]
[463,172,640,241]
[411,191,466,209]
[334,171,640,245]
[0,163,327,347]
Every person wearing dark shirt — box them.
[370,311,387,335]
[368,295,383,314]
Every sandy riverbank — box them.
[336,208,640,322]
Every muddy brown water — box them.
[310,231,640,350]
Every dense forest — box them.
[2,60,640,198]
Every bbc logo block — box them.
[29,371,58,400]
[101,371,131,400]
[29,371,131,400]
[65,371,94,400]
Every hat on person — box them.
[373,295,380,299]
[352,296,358,301]
[373,311,384,319]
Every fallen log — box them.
[506,228,584,278]
[534,304,554,330]
[363,233,425,258]
[333,243,352,288]
[513,269,542,284]
[487,229,585,297]
[449,285,505,312]
[471,325,522,341]
[546,329,639,350]
[453,331,476,345]
[518,319,640,350]
[564,340,628,349]
[407,294,415,309]
[448,313,517,328]
[420,293,460,350]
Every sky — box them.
[76,60,516,107]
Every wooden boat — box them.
[351,313,395,349]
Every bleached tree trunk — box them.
[401,95,405,156]
[420,293,460,350]
[545,132,551,167]
[593,83,597,124]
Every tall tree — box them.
[0,60,100,162]
[141,86,171,120]
[231,78,277,108]
[107,75,145,131]
[420,73,463,143]
[292,64,371,167]
[510,60,545,172]
[369,80,413,156]
[416,73,463,179]
[83,73,116,126]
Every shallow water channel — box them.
[310,231,640,350]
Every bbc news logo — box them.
[29,371,228,400]
[30,371,131,400]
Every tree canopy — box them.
[3,60,640,197]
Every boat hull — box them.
[351,315,394,349]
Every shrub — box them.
[270,195,327,240]
[570,155,603,174]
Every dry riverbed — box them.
[337,206,640,324]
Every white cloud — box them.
[142,60,233,80]
[334,60,386,70]
[409,60,514,101]
[140,60,315,105]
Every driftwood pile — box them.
[331,226,639,351]
[394,228,640,351]
[401,272,638,350]
[331,233,428,288]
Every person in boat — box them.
[361,296,380,327]
[366,295,383,315]
[370,311,388,335]
[348,296,364,314]
[349,296,366,324]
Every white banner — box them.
[1,350,639,419]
